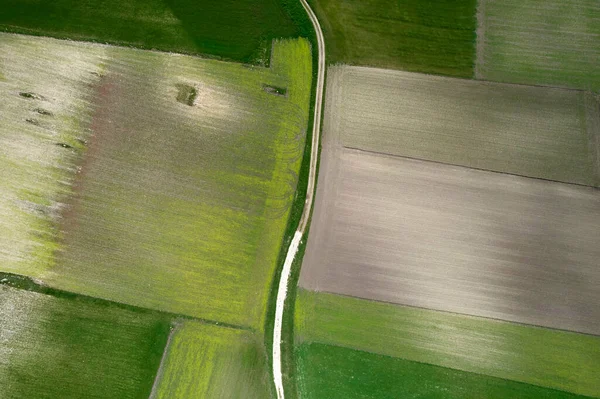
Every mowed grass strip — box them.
[307,0,477,77]
[476,0,600,90]
[153,322,272,398]
[295,290,600,398]
[0,284,171,399]
[327,65,598,186]
[0,0,301,63]
[17,36,311,330]
[296,343,593,399]
[0,35,105,277]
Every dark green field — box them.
[0,0,302,62]
[307,0,477,77]
[296,343,594,399]
[0,285,171,399]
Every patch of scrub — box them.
[0,284,171,399]
[263,84,287,96]
[152,322,272,399]
[175,84,197,106]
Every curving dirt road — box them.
[272,0,326,397]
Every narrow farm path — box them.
[272,0,326,397]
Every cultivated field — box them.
[295,290,600,397]
[0,33,312,331]
[307,0,477,77]
[476,0,600,90]
[0,37,104,277]
[325,66,599,186]
[301,148,600,334]
[153,322,271,398]
[0,0,303,63]
[0,284,171,398]
[296,343,591,399]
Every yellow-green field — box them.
[153,322,272,398]
[0,33,312,331]
[0,36,103,276]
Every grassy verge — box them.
[296,342,595,399]
[307,0,477,77]
[296,290,600,397]
[262,3,321,398]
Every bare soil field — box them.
[475,0,600,90]
[325,66,599,187]
[301,147,600,335]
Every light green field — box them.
[153,322,271,398]
[0,284,171,399]
[296,343,592,399]
[476,0,600,90]
[326,65,599,186]
[0,36,104,276]
[0,33,312,330]
[295,289,600,397]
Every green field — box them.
[154,322,271,398]
[307,0,477,77]
[0,284,171,398]
[0,0,303,63]
[476,0,600,90]
[296,343,593,399]
[295,290,600,397]
[0,35,312,330]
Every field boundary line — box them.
[271,0,326,397]
[148,321,183,399]
[343,146,600,190]
[474,0,487,79]
[0,273,254,332]
[584,92,600,186]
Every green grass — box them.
[0,284,171,399]
[295,290,600,397]
[307,0,477,77]
[476,0,600,90]
[0,0,303,63]
[154,322,272,398]
[1,34,314,330]
[296,342,594,399]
